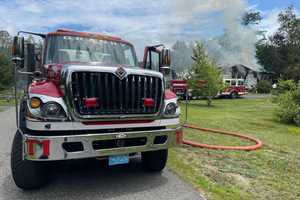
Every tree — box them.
[242,10,262,26]
[256,6,300,81]
[0,30,12,55]
[0,53,13,91]
[0,30,13,91]
[188,42,223,106]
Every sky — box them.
[0,0,299,58]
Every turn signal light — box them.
[26,139,50,158]
[176,129,183,144]
[30,97,41,108]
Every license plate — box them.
[108,154,129,166]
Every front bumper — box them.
[23,127,182,161]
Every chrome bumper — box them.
[23,127,182,161]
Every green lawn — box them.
[0,99,14,106]
[168,98,300,200]
[0,97,15,112]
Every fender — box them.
[28,80,63,98]
[164,89,177,100]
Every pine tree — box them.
[188,42,223,106]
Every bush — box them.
[256,80,272,93]
[277,79,296,94]
[276,80,300,126]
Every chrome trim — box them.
[61,64,165,121]
[23,127,181,161]
[25,118,180,131]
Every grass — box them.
[0,89,18,109]
[0,99,14,106]
[167,98,300,200]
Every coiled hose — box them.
[181,96,263,151]
[182,123,263,151]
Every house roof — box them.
[219,64,262,72]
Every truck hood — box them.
[60,63,164,80]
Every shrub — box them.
[275,80,300,126]
[277,79,296,94]
[256,80,272,93]
[272,79,296,102]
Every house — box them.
[219,64,262,89]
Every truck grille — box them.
[70,72,163,116]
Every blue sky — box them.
[0,0,298,57]
[249,0,300,11]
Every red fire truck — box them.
[219,78,247,98]
[10,29,182,189]
[170,79,188,99]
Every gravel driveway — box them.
[0,107,204,200]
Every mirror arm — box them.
[17,70,42,78]
[11,57,23,63]
[17,71,34,76]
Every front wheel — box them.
[230,92,238,99]
[11,131,49,190]
[142,149,168,172]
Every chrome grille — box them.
[71,71,163,116]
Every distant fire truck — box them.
[219,78,247,98]
[11,29,182,189]
[170,79,188,99]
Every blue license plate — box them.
[108,154,129,166]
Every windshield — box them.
[45,35,138,66]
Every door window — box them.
[145,50,160,72]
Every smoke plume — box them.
[165,0,261,71]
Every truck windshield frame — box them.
[44,35,138,67]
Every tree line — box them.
[172,6,300,82]
[256,6,300,81]
[0,31,13,91]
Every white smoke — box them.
[165,0,262,71]
[204,0,261,71]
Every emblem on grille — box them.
[116,133,127,139]
[115,67,127,80]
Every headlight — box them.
[165,102,177,115]
[41,102,66,118]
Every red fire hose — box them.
[182,123,263,151]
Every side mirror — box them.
[27,43,36,72]
[160,48,171,75]
[12,36,25,68]
[161,48,171,66]
[35,54,41,63]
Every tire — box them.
[11,131,49,190]
[230,92,238,99]
[142,149,168,172]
